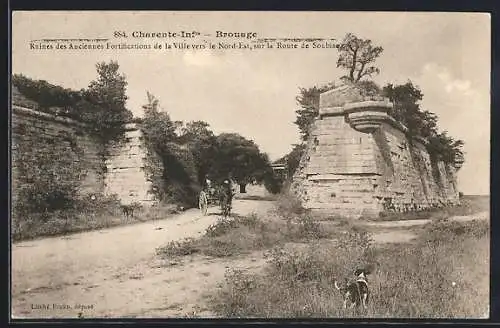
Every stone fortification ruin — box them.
[290,84,461,218]
[12,86,156,207]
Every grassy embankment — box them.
[157,194,490,318]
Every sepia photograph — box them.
[10,11,490,319]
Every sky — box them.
[11,11,490,195]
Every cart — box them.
[198,185,232,217]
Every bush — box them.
[263,172,283,194]
[284,214,326,240]
[275,193,307,218]
[157,238,200,257]
[12,193,126,241]
[156,212,336,261]
[205,215,259,238]
[374,196,489,222]
[421,219,489,242]
[369,220,489,318]
[141,94,201,207]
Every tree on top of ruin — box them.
[81,61,133,140]
[294,83,336,142]
[382,81,465,168]
[337,33,384,83]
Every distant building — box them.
[271,162,288,180]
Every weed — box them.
[275,193,307,218]
[156,238,199,257]
[156,211,338,260]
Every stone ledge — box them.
[13,105,87,128]
[318,106,344,117]
[307,173,380,181]
[344,100,393,112]
[13,105,141,132]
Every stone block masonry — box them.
[104,125,156,206]
[12,105,106,196]
[12,89,156,207]
[291,85,460,219]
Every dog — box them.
[334,268,370,310]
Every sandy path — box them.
[365,211,489,244]
[11,199,274,319]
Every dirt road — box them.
[11,199,274,319]
[11,198,488,319]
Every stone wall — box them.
[12,92,155,206]
[12,105,105,196]
[104,125,156,205]
[291,85,460,218]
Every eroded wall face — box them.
[12,106,154,206]
[291,86,460,219]
[12,107,105,196]
[105,128,155,205]
[372,123,459,212]
[292,115,382,218]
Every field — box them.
[158,194,490,318]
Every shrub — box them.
[141,93,201,207]
[421,219,489,243]
[205,215,260,238]
[157,238,200,257]
[263,172,283,194]
[275,193,307,218]
[156,212,335,261]
[265,246,329,283]
[211,268,261,317]
[11,193,128,241]
[205,217,240,238]
[375,196,489,222]
[369,220,489,318]
[284,214,326,240]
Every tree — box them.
[12,74,83,117]
[178,120,218,185]
[179,121,213,142]
[140,92,199,205]
[79,61,133,143]
[274,143,306,180]
[382,81,425,137]
[415,110,439,139]
[263,168,283,194]
[427,131,465,167]
[294,84,336,141]
[209,133,272,193]
[382,81,465,168]
[141,92,178,153]
[286,144,306,178]
[337,33,384,83]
